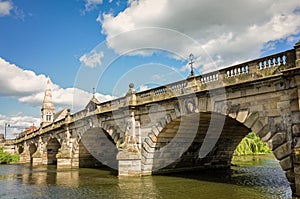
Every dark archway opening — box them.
[78,140,103,168]
[46,138,61,165]
[29,144,37,164]
[152,112,250,172]
[18,145,24,154]
[78,127,118,171]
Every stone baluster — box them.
[272,57,277,67]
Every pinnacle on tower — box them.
[41,77,55,126]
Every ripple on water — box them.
[231,154,292,199]
[0,154,294,199]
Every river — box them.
[0,154,293,199]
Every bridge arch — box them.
[18,145,24,154]
[46,137,61,165]
[73,127,118,169]
[142,109,293,188]
[28,143,37,164]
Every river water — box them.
[0,154,294,199]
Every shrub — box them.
[0,148,20,163]
[234,132,271,156]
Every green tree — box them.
[234,132,271,156]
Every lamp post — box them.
[4,123,10,140]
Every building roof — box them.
[85,96,101,111]
[22,125,38,134]
[90,96,101,105]
[53,108,68,122]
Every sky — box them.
[0,0,300,138]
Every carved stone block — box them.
[273,141,292,160]
[236,109,249,123]
[267,132,286,150]
[279,155,293,171]
[244,112,259,128]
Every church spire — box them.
[41,77,55,126]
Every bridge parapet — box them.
[221,49,295,84]
[134,49,296,105]
[136,79,190,104]
[30,49,297,132]
[10,47,298,145]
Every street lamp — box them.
[4,123,10,140]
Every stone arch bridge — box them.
[5,41,300,196]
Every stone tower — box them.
[41,78,55,126]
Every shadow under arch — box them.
[46,137,61,165]
[76,127,118,170]
[142,110,293,190]
[18,145,24,154]
[28,143,37,164]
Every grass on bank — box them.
[234,132,271,156]
[0,148,19,164]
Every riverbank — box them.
[0,148,19,164]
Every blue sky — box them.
[1,1,123,87]
[1,0,300,138]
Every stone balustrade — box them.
[11,48,298,144]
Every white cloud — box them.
[83,0,103,12]
[0,57,115,138]
[0,113,40,139]
[0,57,48,97]
[138,84,149,91]
[0,0,13,16]
[79,50,104,68]
[100,0,300,73]
[0,57,113,112]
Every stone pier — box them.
[117,151,142,176]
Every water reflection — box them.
[118,177,160,199]
[17,165,79,188]
[231,154,292,198]
[57,169,79,187]
[0,155,294,199]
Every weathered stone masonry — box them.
[4,41,300,196]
